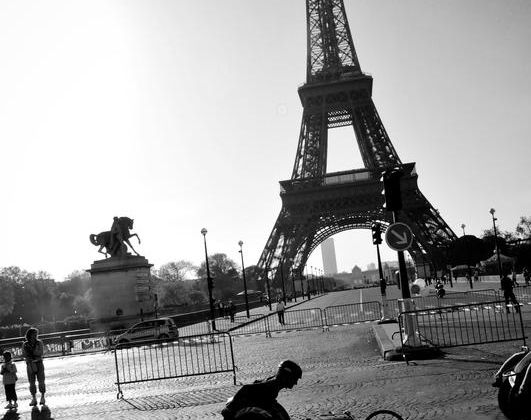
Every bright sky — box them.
[1,0,530,280]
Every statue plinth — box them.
[88,255,154,323]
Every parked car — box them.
[114,317,178,344]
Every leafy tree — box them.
[197,253,241,299]
[243,265,264,293]
[188,290,206,305]
[157,261,197,282]
[0,277,15,318]
[73,291,92,316]
[482,228,517,242]
[448,235,491,267]
[155,280,192,307]
[516,216,531,238]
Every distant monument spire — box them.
[321,237,338,275]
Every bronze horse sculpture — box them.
[89,216,141,258]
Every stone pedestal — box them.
[88,256,154,322]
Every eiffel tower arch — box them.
[257,0,457,287]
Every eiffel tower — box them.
[257,0,456,286]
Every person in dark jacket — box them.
[22,328,46,406]
[501,272,520,314]
[221,360,302,420]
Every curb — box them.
[372,324,441,361]
[372,324,403,361]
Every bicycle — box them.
[232,403,403,420]
[305,409,404,420]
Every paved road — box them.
[6,287,528,419]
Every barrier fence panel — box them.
[227,315,269,336]
[441,289,499,307]
[324,301,381,326]
[387,290,502,319]
[514,286,531,306]
[114,332,236,398]
[398,300,527,349]
[66,331,115,355]
[215,314,264,333]
[177,321,211,337]
[266,308,324,333]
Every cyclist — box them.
[221,360,302,420]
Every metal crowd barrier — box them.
[266,308,325,333]
[323,301,382,326]
[386,289,500,317]
[398,300,527,349]
[227,303,384,337]
[514,285,531,304]
[114,332,236,398]
[227,314,270,336]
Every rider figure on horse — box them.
[109,216,124,255]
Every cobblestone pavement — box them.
[5,311,526,420]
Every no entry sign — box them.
[385,222,413,251]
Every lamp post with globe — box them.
[238,240,250,318]
[201,228,216,331]
[489,208,503,281]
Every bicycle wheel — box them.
[365,410,404,420]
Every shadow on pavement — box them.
[31,406,53,420]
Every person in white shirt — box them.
[276,299,285,325]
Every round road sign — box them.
[385,222,414,251]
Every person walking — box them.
[501,272,520,314]
[1,351,18,410]
[22,328,46,406]
[228,301,236,323]
[524,267,530,286]
[276,299,285,325]
[512,269,519,287]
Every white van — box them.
[115,317,178,344]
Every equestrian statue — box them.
[89,216,141,258]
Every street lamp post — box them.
[490,209,503,280]
[264,270,273,311]
[238,240,250,318]
[201,228,216,331]
[291,274,297,302]
[461,224,466,236]
[279,261,287,303]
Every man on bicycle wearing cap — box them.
[221,360,302,420]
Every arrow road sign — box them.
[385,222,414,251]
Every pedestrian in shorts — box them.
[1,351,18,410]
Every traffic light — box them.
[382,168,403,211]
[371,222,382,245]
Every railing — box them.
[386,289,500,317]
[398,300,527,349]
[514,285,531,303]
[114,332,236,398]
[227,303,383,337]
[323,301,382,326]
[267,308,325,333]
[0,329,120,360]
[5,287,526,362]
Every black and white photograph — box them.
[0,1,530,419]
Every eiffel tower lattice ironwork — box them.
[257,0,457,287]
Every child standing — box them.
[22,327,46,406]
[1,351,18,409]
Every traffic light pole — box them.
[382,168,421,345]
[392,213,410,299]
[372,223,395,323]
